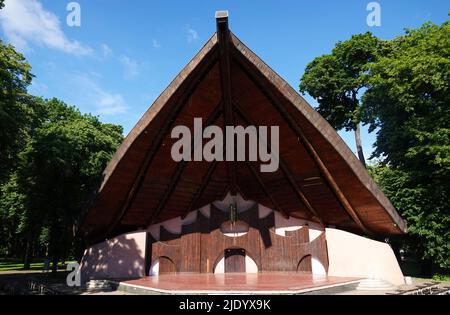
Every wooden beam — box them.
[245,161,289,219]
[231,47,371,234]
[181,160,219,220]
[234,102,324,225]
[102,47,219,240]
[216,12,237,196]
[147,104,223,225]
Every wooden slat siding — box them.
[138,75,223,224]
[158,257,177,274]
[101,47,220,241]
[150,204,328,273]
[119,108,222,227]
[217,14,237,196]
[297,255,312,272]
[229,33,406,234]
[230,44,373,235]
[230,59,350,228]
[225,249,246,273]
[146,104,223,225]
[314,232,329,271]
[245,161,289,219]
[286,228,312,272]
[234,101,325,226]
[181,160,220,220]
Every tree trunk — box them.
[354,123,366,167]
[52,255,58,273]
[23,236,32,270]
[420,259,433,278]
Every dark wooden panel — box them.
[225,248,246,273]
[149,204,328,274]
[297,255,312,272]
[159,257,177,274]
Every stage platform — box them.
[115,273,362,295]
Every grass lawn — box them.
[400,261,450,282]
[0,260,77,272]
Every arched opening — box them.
[213,247,260,274]
[297,254,312,273]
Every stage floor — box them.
[119,273,361,294]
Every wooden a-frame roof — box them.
[81,13,406,242]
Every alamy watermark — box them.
[171,118,280,173]
[66,262,81,287]
[66,2,81,27]
[367,2,381,27]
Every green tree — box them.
[365,21,450,269]
[0,40,34,181]
[0,40,124,269]
[0,173,27,257]
[299,32,383,167]
[17,98,123,271]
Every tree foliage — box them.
[364,21,450,269]
[300,18,450,270]
[300,19,449,270]
[370,165,449,270]
[364,22,450,173]
[0,40,123,269]
[300,33,381,131]
[16,98,123,268]
[0,40,34,181]
[299,32,383,166]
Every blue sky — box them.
[0,0,448,160]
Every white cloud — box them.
[0,0,92,55]
[71,74,128,115]
[101,43,113,57]
[185,25,199,43]
[96,92,128,115]
[152,39,161,49]
[119,55,139,79]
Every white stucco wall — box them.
[147,208,200,241]
[326,228,405,285]
[214,257,225,273]
[149,259,159,276]
[245,255,259,273]
[213,193,256,213]
[311,257,327,276]
[78,231,147,281]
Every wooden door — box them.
[224,248,246,273]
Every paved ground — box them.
[0,270,448,295]
[0,270,136,295]
[337,278,450,295]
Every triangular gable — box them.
[81,14,406,242]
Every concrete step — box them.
[356,278,397,291]
[86,280,113,291]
